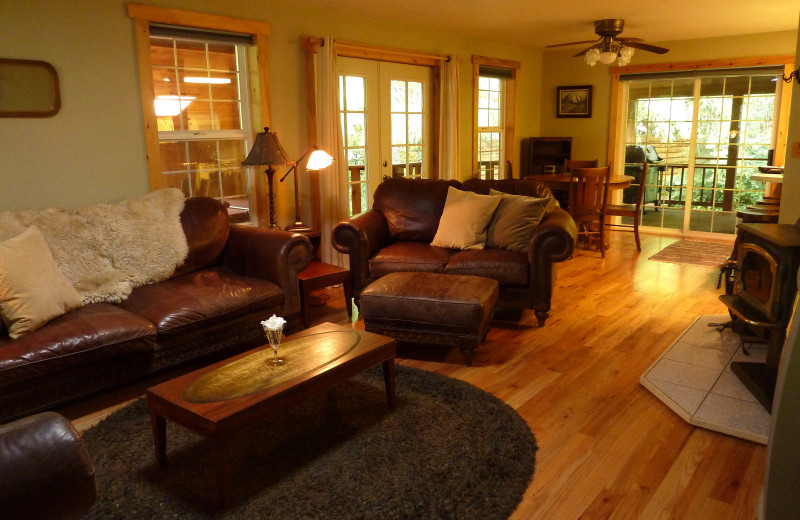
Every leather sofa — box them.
[0,197,312,422]
[0,411,96,520]
[332,177,577,327]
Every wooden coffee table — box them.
[146,322,397,507]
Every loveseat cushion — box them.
[444,249,529,286]
[369,242,452,278]
[118,266,283,339]
[0,303,156,386]
[372,177,461,242]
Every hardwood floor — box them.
[69,231,765,520]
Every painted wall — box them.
[539,31,798,166]
[0,0,542,226]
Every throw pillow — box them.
[486,189,551,252]
[431,187,501,250]
[0,226,83,339]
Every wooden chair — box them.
[568,166,609,257]
[564,159,598,172]
[605,163,648,252]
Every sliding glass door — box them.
[620,67,784,236]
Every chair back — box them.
[568,166,609,218]
[565,159,598,172]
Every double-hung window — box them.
[150,27,253,222]
[128,5,271,225]
[473,56,519,180]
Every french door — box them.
[619,67,785,237]
[338,57,432,216]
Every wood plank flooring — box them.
[68,231,765,520]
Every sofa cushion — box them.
[372,177,461,242]
[431,187,501,250]
[0,303,155,386]
[444,249,529,286]
[118,266,283,338]
[369,242,453,278]
[0,227,83,339]
[486,190,550,253]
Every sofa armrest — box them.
[530,207,577,263]
[0,412,96,520]
[223,226,313,320]
[332,209,392,302]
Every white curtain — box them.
[438,55,460,181]
[315,37,347,266]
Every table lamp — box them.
[241,127,293,228]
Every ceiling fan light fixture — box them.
[598,51,618,65]
[584,48,600,66]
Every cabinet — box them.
[520,137,572,176]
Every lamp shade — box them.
[598,51,618,65]
[305,148,334,170]
[241,127,293,167]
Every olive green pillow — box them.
[0,226,83,338]
[432,187,501,250]
[486,189,550,252]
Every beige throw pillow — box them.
[486,189,551,252]
[431,187,501,250]
[0,226,83,339]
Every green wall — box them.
[0,0,542,221]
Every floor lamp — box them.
[241,127,293,228]
[280,146,334,232]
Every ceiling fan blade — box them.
[545,39,598,48]
[617,37,644,43]
[623,41,669,54]
[573,44,601,58]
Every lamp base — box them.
[285,222,313,233]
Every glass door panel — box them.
[622,70,778,237]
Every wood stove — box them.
[720,222,800,412]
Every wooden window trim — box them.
[472,55,519,178]
[607,55,795,171]
[127,3,271,223]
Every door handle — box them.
[383,161,388,167]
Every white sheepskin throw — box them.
[0,189,189,304]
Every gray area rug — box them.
[649,240,733,268]
[80,365,537,519]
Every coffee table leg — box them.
[213,439,233,508]
[343,277,353,318]
[150,411,167,468]
[382,358,397,409]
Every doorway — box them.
[338,57,433,216]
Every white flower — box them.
[261,314,286,331]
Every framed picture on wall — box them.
[556,85,592,118]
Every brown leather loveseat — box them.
[0,197,312,422]
[332,177,577,327]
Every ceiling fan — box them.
[546,19,669,66]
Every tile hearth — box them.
[640,314,771,444]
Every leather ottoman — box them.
[360,272,499,366]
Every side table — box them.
[298,261,352,328]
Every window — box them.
[128,5,271,225]
[472,56,519,180]
[616,65,788,236]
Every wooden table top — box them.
[146,322,396,437]
[527,174,635,188]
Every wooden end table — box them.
[146,323,396,507]
[298,261,352,328]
